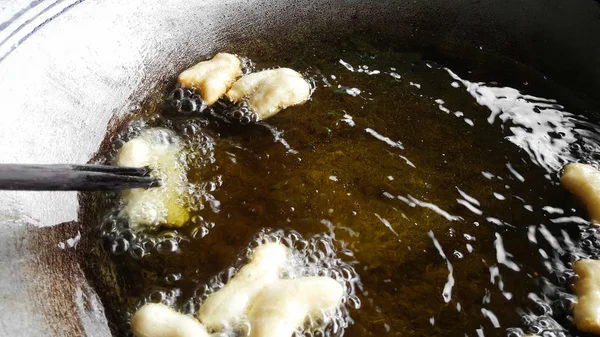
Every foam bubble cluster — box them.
[131,229,361,337]
[187,229,361,337]
[113,127,190,228]
[98,117,221,257]
[506,224,600,337]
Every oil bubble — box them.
[155,238,180,255]
[164,273,182,284]
[506,327,525,337]
[149,290,166,303]
[130,244,146,259]
[119,228,136,241]
[109,237,129,255]
[191,225,210,239]
[180,299,198,316]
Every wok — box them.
[0,0,599,335]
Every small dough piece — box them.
[247,276,344,337]
[114,128,189,228]
[131,303,209,337]
[226,68,311,119]
[561,163,600,224]
[198,242,289,330]
[178,53,242,106]
[572,259,600,334]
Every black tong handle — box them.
[0,164,160,191]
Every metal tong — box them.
[0,164,160,191]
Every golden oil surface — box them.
[87,36,600,337]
